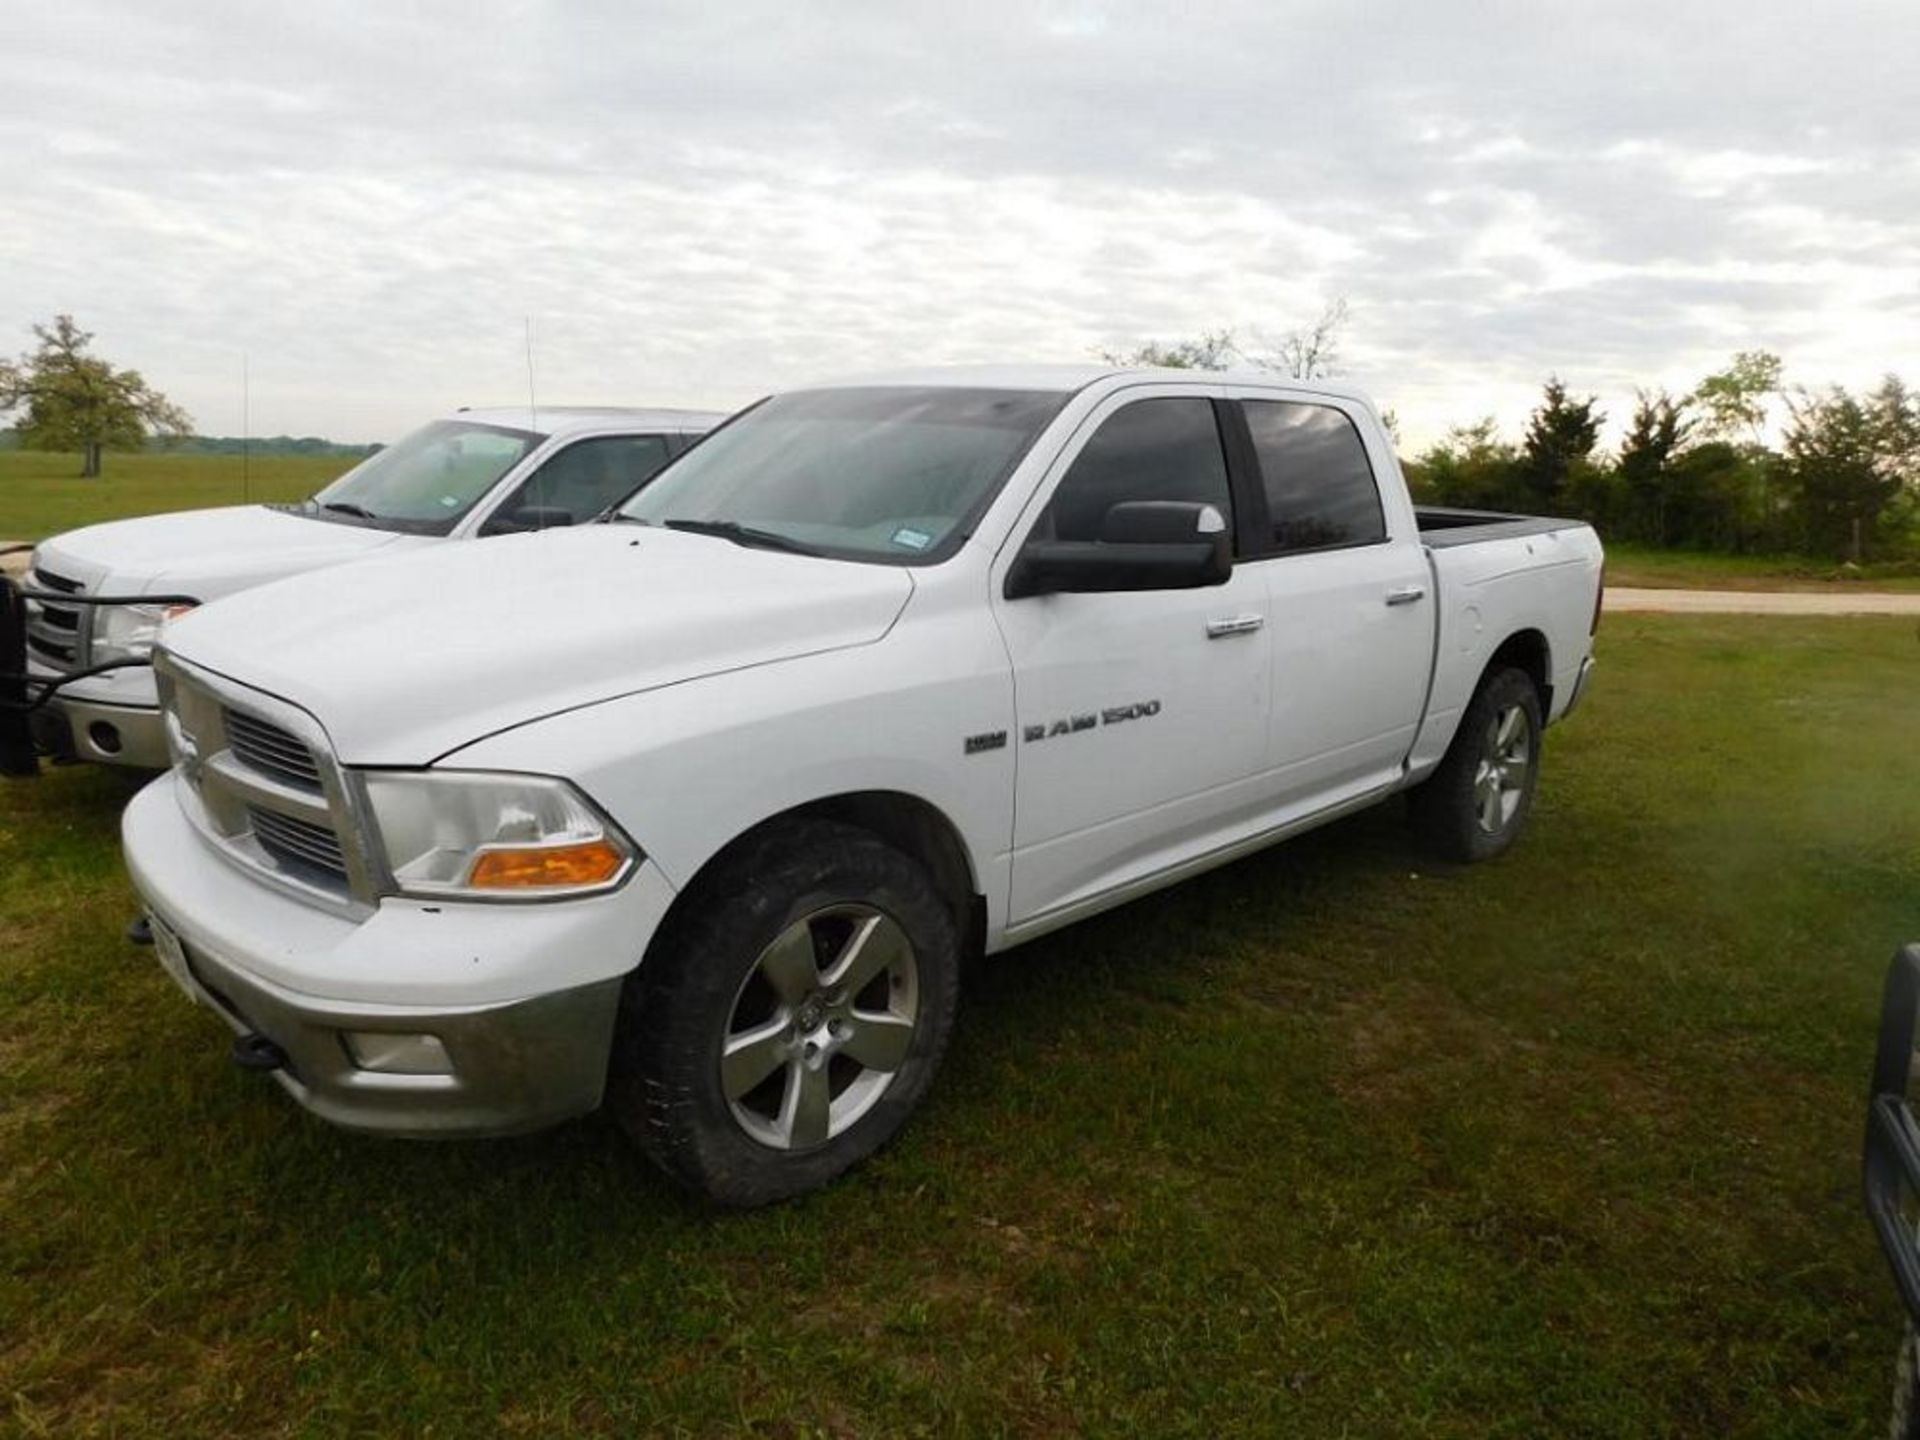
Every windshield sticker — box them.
[440,495,461,509]
[890,526,932,551]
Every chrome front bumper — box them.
[37,695,170,768]
[122,773,669,1138]
[26,652,170,768]
[149,921,622,1137]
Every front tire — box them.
[1410,666,1544,863]
[607,819,962,1207]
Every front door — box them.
[991,390,1272,930]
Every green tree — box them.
[1869,374,1920,493]
[1519,376,1603,509]
[0,315,191,476]
[1657,441,1778,552]
[1249,297,1350,380]
[1413,418,1522,511]
[1616,389,1694,544]
[1691,350,1782,445]
[1098,328,1241,370]
[1099,298,1352,380]
[1782,384,1907,561]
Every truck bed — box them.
[1415,506,1590,549]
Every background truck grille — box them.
[224,708,324,792]
[24,566,86,671]
[247,805,350,882]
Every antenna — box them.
[523,316,538,432]
[524,316,547,528]
[241,351,251,504]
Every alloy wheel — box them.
[720,904,921,1150]
[1472,703,1532,835]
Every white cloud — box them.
[1,0,1916,453]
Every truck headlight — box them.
[94,602,195,663]
[359,771,636,900]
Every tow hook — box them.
[231,1033,289,1073]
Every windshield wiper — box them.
[318,501,379,520]
[661,519,822,556]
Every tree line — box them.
[6,311,1915,561]
[1410,354,1919,564]
[1108,311,1916,564]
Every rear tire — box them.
[1410,666,1543,863]
[607,818,962,1207]
[1892,1324,1920,1440]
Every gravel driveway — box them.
[1607,586,1920,616]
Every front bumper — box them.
[35,694,169,768]
[123,771,677,1137]
[25,656,169,768]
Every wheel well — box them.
[673,791,985,957]
[1486,628,1552,713]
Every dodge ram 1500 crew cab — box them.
[24,405,721,768]
[122,366,1602,1206]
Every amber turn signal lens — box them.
[466,840,626,890]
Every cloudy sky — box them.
[5,0,1917,448]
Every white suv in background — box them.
[23,406,723,767]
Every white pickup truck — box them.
[122,366,1602,1206]
[22,405,720,768]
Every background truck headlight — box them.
[359,770,636,900]
[93,601,194,663]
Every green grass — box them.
[4,615,1919,1435]
[0,451,354,543]
[1605,541,1920,592]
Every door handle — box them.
[1206,614,1265,638]
[1384,585,1427,607]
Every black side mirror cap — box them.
[1100,499,1228,545]
[1006,500,1231,599]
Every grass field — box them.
[4,614,1917,1436]
[0,451,354,543]
[1604,542,1920,592]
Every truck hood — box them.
[162,525,915,764]
[32,505,414,600]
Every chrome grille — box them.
[248,805,349,881]
[24,565,87,672]
[225,708,324,792]
[157,654,374,914]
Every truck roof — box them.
[450,406,729,436]
[800,364,1379,404]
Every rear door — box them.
[991,387,1273,928]
[1227,391,1433,803]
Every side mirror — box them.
[1005,499,1231,599]
[484,504,575,536]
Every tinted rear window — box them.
[1243,401,1386,552]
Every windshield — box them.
[308,420,541,534]
[616,387,1068,562]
